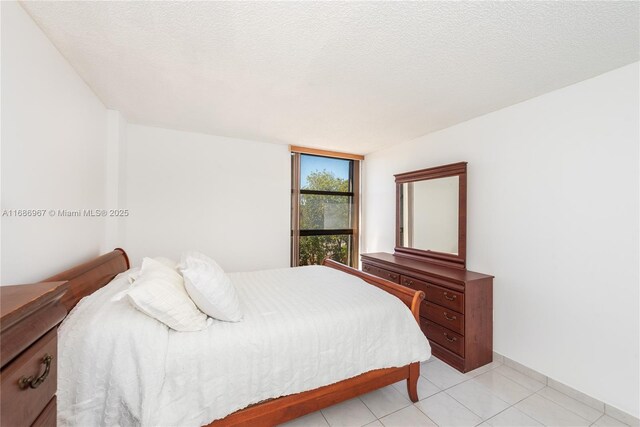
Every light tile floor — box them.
[279,357,630,427]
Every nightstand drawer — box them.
[362,264,400,283]
[425,283,464,313]
[424,302,465,335]
[1,329,58,427]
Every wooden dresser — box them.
[1,282,69,427]
[361,253,493,373]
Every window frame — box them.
[290,150,360,268]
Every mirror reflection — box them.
[400,176,459,255]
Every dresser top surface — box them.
[1,282,68,332]
[361,252,493,283]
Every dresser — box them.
[1,282,69,427]
[361,253,493,373]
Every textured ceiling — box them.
[21,1,639,154]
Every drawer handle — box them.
[387,273,397,279]
[443,292,457,301]
[443,312,457,321]
[405,280,414,286]
[443,333,457,343]
[18,354,52,390]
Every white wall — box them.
[1,1,108,284]
[103,110,128,252]
[123,124,290,272]
[362,62,640,417]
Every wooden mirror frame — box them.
[394,162,467,269]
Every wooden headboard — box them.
[43,248,130,311]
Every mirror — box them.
[401,176,459,254]
[395,162,467,268]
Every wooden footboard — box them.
[322,259,425,322]
[208,259,426,427]
[210,366,413,427]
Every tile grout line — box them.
[477,379,554,427]
[500,390,548,426]
[517,393,591,427]
[534,386,602,424]
[590,413,606,427]
[372,400,423,425]
[443,387,504,423]
[319,408,331,427]
[357,391,411,425]
[412,395,442,426]
[477,405,519,427]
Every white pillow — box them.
[127,257,210,331]
[179,252,243,322]
[128,256,177,284]
[154,256,179,269]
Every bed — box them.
[46,249,430,426]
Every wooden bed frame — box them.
[45,249,426,427]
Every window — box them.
[291,149,361,267]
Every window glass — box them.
[300,194,352,230]
[300,155,351,191]
[299,235,352,266]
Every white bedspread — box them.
[58,265,430,426]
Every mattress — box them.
[57,265,431,426]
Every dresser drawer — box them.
[1,329,58,427]
[32,397,56,427]
[424,302,465,335]
[400,275,429,294]
[421,319,465,357]
[401,276,431,318]
[425,284,464,313]
[362,264,400,284]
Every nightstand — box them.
[1,281,69,427]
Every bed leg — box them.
[407,362,419,402]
